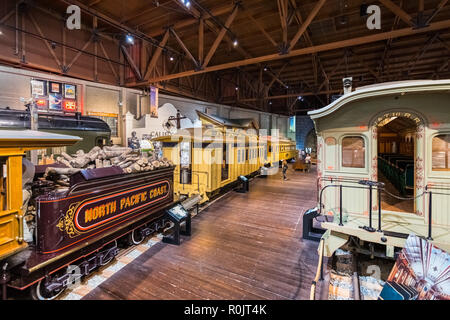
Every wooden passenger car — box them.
[154,111,264,203]
[266,136,297,165]
[154,111,296,203]
[309,80,450,257]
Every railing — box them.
[318,178,440,240]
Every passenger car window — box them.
[432,134,450,171]
[342,136,365,168]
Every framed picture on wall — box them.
[49,81,62,94]
[64,84,76,99]
[49,93,63,111]
[31,79,46,96]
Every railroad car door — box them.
[376,116,417,214]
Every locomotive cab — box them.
[0,130,81,262]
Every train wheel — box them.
[30,279,65,300]
[130,228,144,245]
[99,240,118,266]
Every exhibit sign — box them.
[150,86,158,118]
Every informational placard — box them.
[150,86,158,118]
[166,203,188,221]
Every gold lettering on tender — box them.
[93,207,98,220]
[85,208,93,224]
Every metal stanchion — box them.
[377,187,382,232]
[427,191,433,240]
[339,184,343,226]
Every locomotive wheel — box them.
[130,228,144,245]
[30,279,65,300]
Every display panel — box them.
[167,204,188,220]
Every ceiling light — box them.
[235,86,239,91]
[263,66,267,71]
[233,39,238,47]
[169,56,174,61]
[125,34,134,45]
[0,30,3,35]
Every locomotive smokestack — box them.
[342,77,353,95]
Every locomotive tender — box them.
[308,80,450,259]
[0,130,176,300]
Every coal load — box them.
[44,145,173,187]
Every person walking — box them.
[305,153,311,173]
[282,159,288,180]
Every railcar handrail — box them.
[318,179,438,240]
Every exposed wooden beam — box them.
[129,19,450,86]
[120,45,142,80]
[277,0,288,50]
[143,29,170,80]
[146,4,233,37]
[27,12,62,71]
[245,11,278,48]
[88,0,103,7]
[379,0,414,27]
[227,89,342,102]
[288,0,327,52]
[266,63,289,92]
[99,41,118,81]
[198,18,204,64]
[201,5,239,69]
[170,28,199,68]
[402,33,439,76]
[350,50,381,82]
[66,35,93,72]
[426,0,449,25]
[0,9,14,24]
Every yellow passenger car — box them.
[154,111,275,203]
[0,130,81,261]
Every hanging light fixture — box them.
[125,34,134,45]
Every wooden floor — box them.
[379,172,414,213]
[83,165,325,300]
